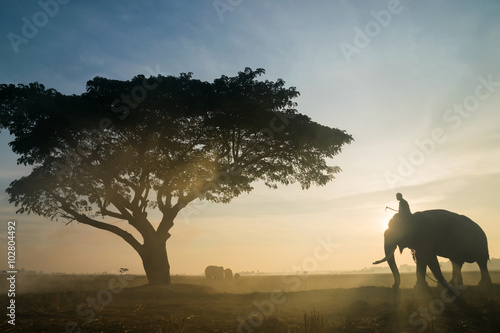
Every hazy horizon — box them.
[1,1,500,277]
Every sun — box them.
[381,212,395,232]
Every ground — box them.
[0,272,499,332]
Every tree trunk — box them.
[140,236,171,286]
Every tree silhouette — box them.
[0,68,353,285]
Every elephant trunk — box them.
[385,243,400,289]
[373,228,401,288]
[374,241,400,288]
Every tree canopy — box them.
[0,68,353,284]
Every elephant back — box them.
[413,209,489,261]
[205,265,224,279]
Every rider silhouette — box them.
[396,192,416,261]
[396,193,411,216]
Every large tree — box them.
[0,68,353,285]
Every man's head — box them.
[396,193,403,201]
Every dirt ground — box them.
[1,272,499,332]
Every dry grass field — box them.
[1,271,500,332]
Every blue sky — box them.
[1,0,500,275]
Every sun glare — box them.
[381,212,395,232]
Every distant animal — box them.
[205,265,224,279]
[234,273,240,279]
[119,268,129,274]
[224,268,233,279]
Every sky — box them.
[0,0,500,276]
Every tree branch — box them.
[58,201,143,253]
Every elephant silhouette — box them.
[205,265,224,279]
[224,268,233,279]
[373,210,492,289]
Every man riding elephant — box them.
[396,193,411,217]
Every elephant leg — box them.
[427,256,446,285]
[451,261,464,285]
[429,257,462,298]
[414,251,428,288]
[478,259,492,286]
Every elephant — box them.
[224,268,233,279]
[205,265,224,279]
[373,210,492,289]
